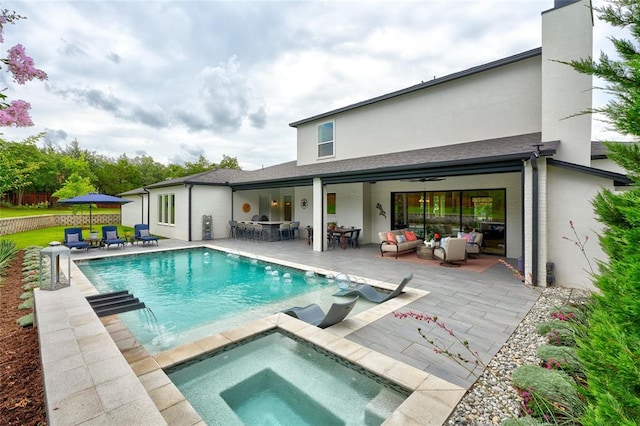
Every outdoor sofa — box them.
[379,229,422,258]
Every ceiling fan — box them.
[401,177,445,182]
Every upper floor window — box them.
[317,121,334,158]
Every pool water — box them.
[167,331,410,425]
[77,248,335,352]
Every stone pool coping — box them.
[35,244,466,425]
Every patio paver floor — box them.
[35,237,540,425]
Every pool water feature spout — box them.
[139,307,176,347]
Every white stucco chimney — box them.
[541,0,593,166]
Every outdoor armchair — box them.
[433,237,467,266]
[462,231,483,258]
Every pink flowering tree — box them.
[0,9,47,127]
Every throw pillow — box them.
[67,233,79,243]
[396,234,406,243]
[404,231,417,241]
[386,232,396,244]
[460,232,473,243]
[106,231,117,240]
[139,229,150,237]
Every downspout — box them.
[143,188,150,225]
[530,152,539,286]
[188,185,193,242]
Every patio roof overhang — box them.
[230,154,538,190]
[547,158,633,186]
[319,156,527,185]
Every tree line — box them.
[0,133,240,205]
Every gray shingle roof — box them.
[142,132,552,190]
[145,168,249,189]
[236,132,552,184]
[125,137,633,194]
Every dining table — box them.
[329,227,360,249]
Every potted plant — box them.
[328,221,337,231]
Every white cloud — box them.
[0,0,633,171]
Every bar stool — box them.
[290,221,300,239]
[278,223,291,240]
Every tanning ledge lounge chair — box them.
[282,296,359,328]
[333,273,413,303]
[134,224,158,245]
[63,227,91,251]
[101,225,126,249]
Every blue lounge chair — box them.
[282,296,359,329]
[134,224,158,245]
[63,227,91,251]
[333,273,413,303]
[101,225,126,249]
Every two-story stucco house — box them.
[121,0,633,291]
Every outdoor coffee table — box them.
[416,243,438,259]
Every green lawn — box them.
[0,207,121,218]
[0,207,129,249]
[0,225,134,250]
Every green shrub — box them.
[502,416,553,426]
[0,239,18,273]
[536,320,572,336]
[16,312,33,327]
[512,365,584,423]
[537,345,583,374]
[545,328,576,347]
[22,282,38,290]
[577,303,640,424]
[550,304,588,325]
[18,297,34,310]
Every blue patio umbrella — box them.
[57,192,133,231]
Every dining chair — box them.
[348,229,360,249]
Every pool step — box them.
[86,291,146,317]
[365,388,407,425]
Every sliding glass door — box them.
[391,189,506,255]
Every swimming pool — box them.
[167,330,410,425]
[77,247,346,353]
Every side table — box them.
[89,238,102,249]
[417,243,439,259]
[416,244,432,259]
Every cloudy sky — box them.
[0,0,629,170]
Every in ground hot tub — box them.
[166,330,410,425]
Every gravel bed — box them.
[446,286,590,425]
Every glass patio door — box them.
[391,189,506,255]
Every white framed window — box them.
[317,121,334,158]
[158,193,176,225]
